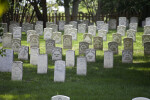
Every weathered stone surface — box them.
[46,39,55,54]
[18,46,29,60]
[93,36,103,50]
[112,33,122,45]
[109,19,117,29]
[123,38,133,52]
[49,24,58,32]
[11,39,21,52]
[85,49,96,62]
[77,57,87,75]
[127,29,136,42]
[146,17,150,26]
[83,33,92,45]
[54,60,66,82]
[51,95,70,100]
[52,47,62,61]
[46,22,53,28]
[144,26,150,35]
[1,23,7,33]
[36,21,43,25]
[37,54,48,74]
[122,50,133,63]
[119,17,127,26]
[142,35,150,46]
[44,28,52,40]
[11,61,23,80]
[0,49,13,72]
[88,25,96,36]
[108,42,118,55]
[51,32,62,44]
[30,34,39,48]
[69,21,77,29]
[63,35,72,49]
[96,21,104,30]
[129,23,138,32]
[144,42,150,56]
[13,27,22,39]
[104,51,113,68]
[78,24,86,33]
[98,30,107,41]
[22,23,33,33]
[130,17,138,23]
[66,50,75,67]
[35,24,43,35]
[59,21,66,31]
[101,23,109,32]
[9,24,18,33]
[30,47,39,65]
[132,97,150,100]
[64,25,73,35]
[2,33,12,48]
[117,25,126,36]
[79,42,89,55]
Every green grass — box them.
[0,27,150,100]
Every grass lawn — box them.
[0,27,150,100]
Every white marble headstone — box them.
[104,51,113,68]
[77,57,87,75]
[51,95,70,100]
[66,50,75,67]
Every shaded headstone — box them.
[46,39,55,54]
[129,23,138,32]
[68,28,77,40]
[13,27,22,39]
[123,38,133,52]
[11,61,23,80]
[104,51,113,68]
[54,60,66,82]
[78,24,86,33]
[9,24,18,33]
[66,50,75,67]
[11,39,21,52]
[98,30,107,41]
[36,21,43,25]
[2,33,12,48]
[30,47,39,65]
[119,17,127,26]
[46,22,53,28]
[51,32,62,44]
[37,54,48,74]
[0,49,13,72]
[96,21,104,30]
[144,42,150,56]
[44,28,52,40]
[22,23,34,33]
[85,49,96,62]
[35,24,43,35]
[18,46,29,60]
[122,50,133,63]
[101,23,109,32]
[144,26,150,34]
[30,34,39,48]
[109,19,117,29]
[108,42,118,55]
[63,35,72,49]
[52,47,62,61]
[79,42,89,55]
[112,33,122,45]
[59,21,66,31]
[49,24,58,32]
[27,30,36,42]
[130,17,138,23]
[117,25,126,36]
[64,25,73,35]
[146,17,150,26]
[77,57,87,75]
[127,29,136,42]
[51,95,70,100]
[88,25,96,36]
[142,21,145,27]
[1,23,7,33]
[142,34,150,46]
[93,36,103,50]
[83,33,92,45]
[69,21,77,29]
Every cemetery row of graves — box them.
[0,16,150,99]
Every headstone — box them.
[36,21,43,25]
[109,19,117,29]
[59,21,66,31]
[46,22,53,28]
[130,17,138,23]
[126,19,129,28]
[0,27,3,42]
[117,25,126,36]
[93,36,103,50]
[69,21,77,29]
[88,25,96,36]
[66,50,75,67]
[127,29,136,42]
[108,42,118,55]
[54,60,66,82]
[146,17,150,26]
[10,21,19,26]
[30,47,39,65]
[123,38,133,52]
[11,61,23,80]
[142,21,145,27]
[1,23,7,33]
[119,17,127,26]
[132,97,150,100]
[82,20,89,30]
[144,26,150,34]
[51,95,70,100]
[35,24,43,35]
[98,30,107,41]
[101,23,109,32]
[11,39,21,52]
[30,34,39,48]
[77,57,87,75]
[22,23,34,33]
[27,30,36,42]
[129,23,138,32]
[112,33,122,45]
[96,21,104,30]
[63,35,72,49]
[79,42,89,55]
[52,47,62,61]
[44,28,52,40]
[2,33,12,48]
[78,24,86,33]
[67,28,77,40]
[18,46,29,60]
[142,35,150,46]
[64,25,73,35]
[0,49,13,72]
[144,42,150,56]
[46,39,55,54]
[104,51,113,68]
[13,27,22,39]
[49,24,58,32]
[9,24,18,33]
[83,33,92,45]
[37,54,48,74]
[51,32,62,44]
[85,49,96,62]
[122,50,133,63]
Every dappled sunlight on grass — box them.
[0,94,31,100]
[128,67,150,72]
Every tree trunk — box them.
[71,0,80,21]
[10,0,14,21]
[95,0,101,22]
[41,0,47,28]
[64,0,70,24]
